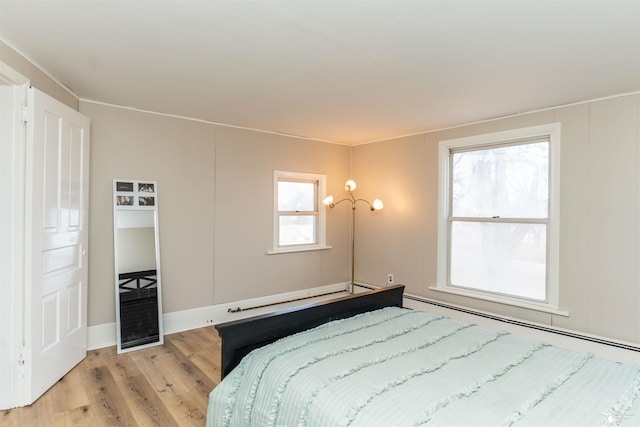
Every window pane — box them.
[279,215,316,246]
[278,181,316,211]
[452,141,548,218]
[450,221,546,300]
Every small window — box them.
[436,124,561,312]
[272,170,328,253]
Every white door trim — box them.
[0,63,29,410]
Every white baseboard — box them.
[87,321,117,350]
[88,282,349,350]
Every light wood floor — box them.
[2,327,222,426]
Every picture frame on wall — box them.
[114,180,157,208]
[116,195,133,206]
[139,196,155,206]
[116,181,134,192]
[139,183,155,193]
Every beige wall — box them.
[213,126,351,303]
[81,101,352,326]
[353,93,640,345]
[0,40,78,110]
[82,102,216,325]
[5,42,638,345]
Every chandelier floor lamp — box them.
[323,180,383,294]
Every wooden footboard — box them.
[215,285,405,379]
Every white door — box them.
[24,88,90,404]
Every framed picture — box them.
[116,181,134,192]
[139,183,155,193]
[116,195,134,206]
[139,196,155,206]
[114,179,157,208]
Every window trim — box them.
[270,170,329,254]
[435,123,562,312]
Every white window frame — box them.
[270,170,329,254]
[433,123,565,315]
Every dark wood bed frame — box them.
[215,284,405,379]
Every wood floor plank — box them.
[107,351,179,426]
[165,331,202,357]
[50,405,96,427]
[163,335,217,394]
[50,364,91,412]
[185,350,221,387]
[121,373,179,427]
[186,328,222,383]
[5,381,56,426]
[82,345,119,369]
[166,336,216,382]
[2,327,221,426]
[128,344,209,426]
[81,365,139,426]
[3,406,32,427]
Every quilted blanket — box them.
[207,307,640,426]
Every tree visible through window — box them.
[273,170,327,252]
[437,124,560,309]
[450,140,549,300]
[278,180,317,246]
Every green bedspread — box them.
[206,307,640,426]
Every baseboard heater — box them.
[227,289,347,313]
[357,284,640,353]
[407,293,640,353]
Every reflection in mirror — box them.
[113,180,163,353]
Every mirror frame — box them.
[113,179,164,353]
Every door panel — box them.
[67,282,82,333]
[42,111,60,230]
[68,125,83,229]
[26,88,90,404]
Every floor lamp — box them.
[323,180,383,294]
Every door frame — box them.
[0,62,29,410]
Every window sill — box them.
[428,286,569,317]
[267,245,332,255]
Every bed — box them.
[207,285,640,426]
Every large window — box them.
[272,170,327,253]
[436,124,561,312]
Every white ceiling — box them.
[1,1,639,145]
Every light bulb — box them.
[345,180,357,191]
[322,195,334,206]
[372,199,384,210]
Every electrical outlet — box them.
[387,273,394,285]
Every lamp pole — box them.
[351,200,356,293]
[323,181,383,294]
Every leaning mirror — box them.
[113,179,163,353]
